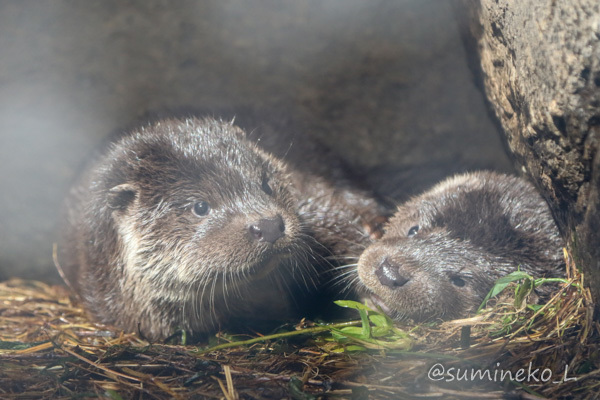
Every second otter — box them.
[357,171,565,321]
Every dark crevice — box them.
[580,67,591,83]
[588,115,600,127]
[490,21,504,42]
[552,115,567,135]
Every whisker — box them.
[331,263,358,271]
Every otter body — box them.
[58,117,386,340]
[357,171,564,321]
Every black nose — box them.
[248,216,285,244]
[375,258,409,288]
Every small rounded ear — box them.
[107,183,137,210]
[363,214,390,240]
[230,123,247,139]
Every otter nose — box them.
[375,258,410,288]
[248,216,285,244]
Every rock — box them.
[456,0,600,312]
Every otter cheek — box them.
[459,284,482,314]
[434,278,476,319]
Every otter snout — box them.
[248,215,285,244]
[375,258,410,288]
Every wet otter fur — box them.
[356,171,565,321]
[57,117,387,340]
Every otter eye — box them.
[192,201,210,216]
[261,175,273,196]
[407,225,420,237]
[450,276,465,287]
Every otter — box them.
[57,117,387,340]
[356,171,565,322]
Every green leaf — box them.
[370,326,393,337]
[527,304,544,312]
[478,270,534,312]
[105,390,125,400]
[339,327,369,338]
[333,300,374,311]
[341,345,368,352]
[358,308,371,339]
[330,299,413,352]
[514,276,533,308]
[330,344,367,353]
[368,314,391,328]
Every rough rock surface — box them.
[457,0,600,310]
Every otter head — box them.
[91,117,310,337]
[356,211,499,321]
[357,172,557,322]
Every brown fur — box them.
[357,171,565,321]
[57,117,387,340]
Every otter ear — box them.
[230,122,247,139]
[107,183,137,210]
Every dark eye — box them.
[407,225,420,237]
[261,175,273,196]
[450,276,466,287]
[192,201,210,216]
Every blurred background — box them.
[0,0,511,282]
